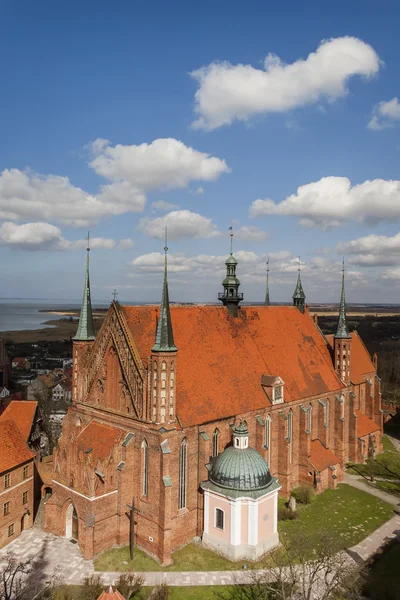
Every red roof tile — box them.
[78,422,122,463]
[0,401,37,441]
[122,305,343,427]
[97,586,125,600]
[326,332,375,385]
[309,439,340,472]
[355,409,380,438]
[0,420,35,473]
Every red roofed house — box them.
[44,245,383,564]
[0,420,35,548]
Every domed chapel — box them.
[44,235,383,565]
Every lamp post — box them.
[126,496,139,560]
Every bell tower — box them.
[72,233,96,404]
[218,226,243,317]
[334,260,352,384]
[292,258,306,313]
[150,231,178,425]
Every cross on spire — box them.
[112,289,118,302]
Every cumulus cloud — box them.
[381,267,400,281]
[151,200,180,212]
[0,222,68,251]
[250,176,400,229]
[0,139,229,227]
[234,226,269,242]
[72,237,116,250]
[119,238,135,250]
[368,97,400,130]
[137,209,221,241]
[191,36,380,130]
[337,232,400,267]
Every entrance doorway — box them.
[65,503,78,540]
[21,512,29,532]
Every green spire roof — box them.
[265,258,270,306]
[334,260,351,339]
[292,267,306,300]
[73,237,95,342]
[152,236,177,353]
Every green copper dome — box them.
[226,253,238,265]
[210,446,272,492]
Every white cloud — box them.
[381,267,400,281]
[250,176,400,228]
[0,139,229,227]
[368,97,400,130]
[119,238,135,251]
[138,209,221,241]
[151,200,180,212]
[0,221,68,251]
[337,232,400,266]
[235,226,269,242]
[191,36,380,130]
[72,237,116,250]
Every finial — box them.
[112,289,118,302]
[229,224,233,254]
[87,231,90,253]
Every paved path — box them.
[348,514,400,562]
[387,434,400,453]
[344,472,400,507]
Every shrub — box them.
[115,573,144,599]
[278,507,297,521]
[291,485,314,505]
[149,584,169,599]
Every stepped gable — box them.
[309,439,340,472]
[0,401,37,441]
[122,305,342,427]
[326,331,375,385]
[0,420,35,472]
[77,422,122,463]
[355,409,380,437]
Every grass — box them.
[137,586,230,599]
[347,434,400,497]
[95,484,394,573]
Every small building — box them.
[97,586,125,600]
[201,421,280,560]
[0,387,10,399]
[0,420,35,549]
[0,401,48,457]
[12,357,31,371]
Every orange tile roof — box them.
[97,586,125,600]
[309,439,340,472]
[326,331,375,385]
[36,459,53,486]
[355,409,380,438]
[0,401,37,441]
[122,305,343,427]
[0,420,35,473]
[78,422,122,463]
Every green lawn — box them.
[137,586,229,599]
[95,484,393,572]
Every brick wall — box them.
[0,460,34,549]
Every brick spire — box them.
[73,233,95,342]
[265,258,270,306]
[334,259,351,339]
[152,229,177,352]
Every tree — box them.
[114,573,144,599]
[0,552,32,600]
[219,529,365,600]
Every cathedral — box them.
[44,238,382,565]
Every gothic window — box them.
[215,508,224,530]
[179,438,188,510]
[306,404,312,434]
[170,372,174,388]
[141,440,148,497]
[325,399,329,427]
[265,416,271,449]
[287,410,293,443]
[162,361,167,371]
[212,428,219,458]
[274,385,283,402]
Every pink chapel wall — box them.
[240,501,248,545]
[207,494,231,543]
[257,494,276,542]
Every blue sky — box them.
[1,0,400,303]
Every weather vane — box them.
[112,289,118,302]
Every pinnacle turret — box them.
[265,258,270,306]
[292,258,306,313]
[73,234,95,342]
[152,230,177,352]
[334,259,351,339]
[218,226,243,316]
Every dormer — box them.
[261,375,285,405]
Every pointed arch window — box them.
[306,404,312,434]
[141,439,148,497]
[265,415,271,467]
[179,438,188,510]
[212,428,220,458]
[287,409,293,464]
[325,399,329,428]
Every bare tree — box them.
[0,552,32,600]
[220,530,365,600]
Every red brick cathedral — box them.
[44,241,382,564]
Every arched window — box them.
[265,415,271,467]
[179,438,188,510]
[325,399,329,427]
[162,361,167,371]
[215,508,224,530]
[306,404,312,434]
[212,428,219,458]
[287,410,293,443]
[141,440,148,497]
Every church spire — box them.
[152,229,177,352]
[292,257,306,313]
[73,233,95,342]
[334,259,351,339]
[265,258,270,306]
[218,226,243,317]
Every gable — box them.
[0,401,37,441]
[123,305,343,427]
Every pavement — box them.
[344,472,400,507]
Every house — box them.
[0,420,35,548]
[12,357,31,371]
[0,387,10,399]
[44,244,382,564]
[0,401,48,457]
